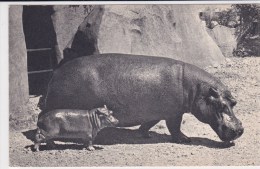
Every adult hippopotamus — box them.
[43,53,244,143]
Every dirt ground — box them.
[9,57,260,167]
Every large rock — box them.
[67,5,226,68]
[52,5,93,62]
[9,6,29,116]
[207,25,237,57]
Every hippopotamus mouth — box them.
[215,126,243,142]
[211,113,244,142]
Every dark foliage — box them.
[232,4,260,57]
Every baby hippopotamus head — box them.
[96,105,119,128]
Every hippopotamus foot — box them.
[84,140,96,151]
[166,116,191,143]
[84,145,103,151]
[171,132,191,143]
[34,143,40,152]
[139,120,160,138]
[85,146,95,151]
[93,145,104,150]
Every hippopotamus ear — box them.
[97,107,111,117]
[231,99,237,106]
[209,87,219,98]
[228,97,237,107]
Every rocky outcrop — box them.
[207,25,237,57]
[9,6,29,116]
[52,5,93,62]
[66,5,226,68]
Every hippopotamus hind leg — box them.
[34,128,46,151]
[139,120,160,138]
[34,128,57,151]
[166,115,191,143]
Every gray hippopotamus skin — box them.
[34,105,119,151]
[43,53,244,143]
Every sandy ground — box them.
[9,57,260,167]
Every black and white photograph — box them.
[3,1,260,167]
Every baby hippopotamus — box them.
[34,105,119,151]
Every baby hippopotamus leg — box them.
[34,128,57,151]
[83,140,95,151]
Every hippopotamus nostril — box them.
[237,128,244,136]
[239,121,243,126]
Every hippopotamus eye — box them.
[220,103,232,116]
[206,96,219,106]
[224,92,237,107]
[209,87,220,98]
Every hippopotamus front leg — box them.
[84,140,95,151]
[139,120,160,138]
[166,114,191,143]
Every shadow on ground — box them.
[22,127,234,151]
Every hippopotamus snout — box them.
[217,115,244,142]
[220,125,244,141]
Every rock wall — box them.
[207,25,237,57]
[52,5,93,62]
[68,5,226,68]
[9,6,29,116]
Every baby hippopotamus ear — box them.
[96,105,110,116]
[104,105,113,114]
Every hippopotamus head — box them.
[191,84,244,142]
[96,105,119,127]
